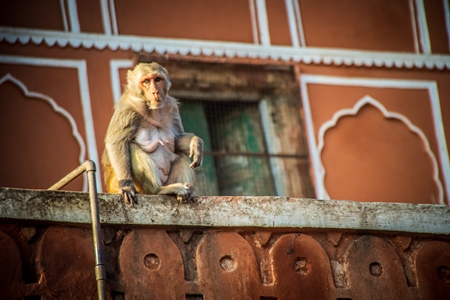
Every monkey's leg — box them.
[129,143,162,195]
[158,183,193,202]
[102,150,120,193]
[160,153,196,201]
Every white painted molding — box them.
[0,73,87,190]
[415,0,431,54]
[285,0,300,47]
[292,0,306,47]
[98,0,120,35]
[409,0,420,53]
[300,75,450,204]
[316,95,443,204]
[100,0,112,35]
[0,55,102,192]
[444,0,450,52]
[108,0,119,35]
[59,0,69,32]
[66,0,80,33]
[249,0,259,44]
[109,59,133,104]
[255,0,271,46]
[1,27,449,69]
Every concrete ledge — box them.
[0,187,449,234]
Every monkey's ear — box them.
[126,70,134,82]
[166,78,172,91]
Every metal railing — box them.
[48,160,106,300]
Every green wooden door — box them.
[207,102,275,196]
[180,100,275,196]
[179,101,219,196]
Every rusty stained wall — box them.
[1,224,450,299]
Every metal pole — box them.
[48,163,87,191]
[48,160,107,300]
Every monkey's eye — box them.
[143,79,150,84]
[155,77,162,82]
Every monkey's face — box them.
[139,73,168,109]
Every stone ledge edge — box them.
[0,188,449,235]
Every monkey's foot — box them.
[158,183,194,202]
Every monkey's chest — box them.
[134,127,177,184]
[134,127,175,153]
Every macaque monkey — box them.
[102,62,203,205]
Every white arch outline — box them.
[316,95,443,204]
[0,73,87,191]
[0,55,101,192]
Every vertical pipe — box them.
[48,160,107,299]
[85,161,107,300]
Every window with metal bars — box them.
[180,99,276,196]
[137,54,314,197]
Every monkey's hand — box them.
[119,179,138,206]
[189,136,204,169]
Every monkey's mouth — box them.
[148,100,163,109]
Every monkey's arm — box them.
[176,133,204,168]
[104,102,140,205]
[169,101,204,168]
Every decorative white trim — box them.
[249,0,259,44]
[409,0,420,53]
[59,0,69,32]
[66,0,80,33]
[108,0,119,35]
[444,0,450,52]
[0,73,87,190]
[292,0,306,47]
[300,75,449,204]
[285,0,299,47]
[109,59,133,104]
[1,27,450,69]
[415,0,431,54]
[0,55,102,192]
[316,96,443,204]
[100,0,112,35]
[255,0,270,46]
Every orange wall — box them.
[0,0,449,204]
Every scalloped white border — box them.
[1,27,450,70]
[316,95,443,204]
[300,75,450,204]
[0,55,101,192]
[0,74,87,190]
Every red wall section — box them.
[114,0,255,43]
[76,0,105,34]
[0,0,64,31]
[298,0,417,51]
[304,82,447,204]
[424,0,450,54]
[0,65,85,191]
[266,0,292,46]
